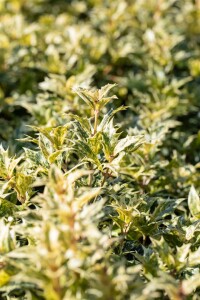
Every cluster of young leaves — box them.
[0,0,200,299]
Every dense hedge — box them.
[0,0,200,299]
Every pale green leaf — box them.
[188,186,200,218]
[113,135,144,156]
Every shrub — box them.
[0,0,200,299]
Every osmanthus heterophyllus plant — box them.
[71,84,144,186]
[15,84,144,187]
[0,0,200,298]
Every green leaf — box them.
[0,270,10,287]
[188,186,200,218]
[98,84,117,100]
[39,134,52,159]
[48,150,63,164]
[102,132,113,161]
[88,132,102,155]
[73,87,95,109]
[0,198,17,217]
[51,125,68,149]
[15,173,34,203]
[0,146,21,179]
[75,140,103,171]
[113,135,144,156]
[0,221,16,254]
[98,106,127,132]
[75,188,101,209]
[97,84,118,110]
[74,84,118,111]
[188,247,200,267]
[69,114,92,136]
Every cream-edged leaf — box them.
[188,186,200,218]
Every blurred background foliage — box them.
[0,0,200,299]
[0,0,200,192]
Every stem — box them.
[52,271,62,300]
[93,109,99,136]
[88,172,93,186]
[154,0,163,21]
[101,168,110,186]
[101,156,114,186]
